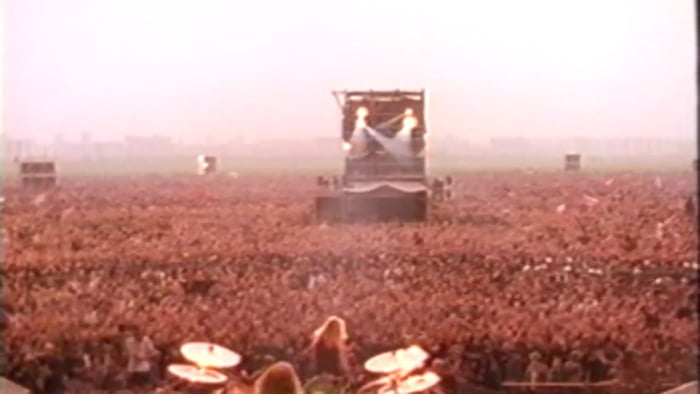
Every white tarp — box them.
[0,378,30,394]
[343,181,428,194]
[660,381,698,394]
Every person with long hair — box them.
[306,316,350,377]
[253,362,304,394]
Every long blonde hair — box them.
[312,316,348,346]
[253,362,304,394]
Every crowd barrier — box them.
[304,378,621,394]
[500,379,619,393]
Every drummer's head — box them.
[254,362,303,394]
[314,316,348,345]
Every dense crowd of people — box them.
[2,173,697,393]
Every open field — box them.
[2,153,695,179]
[2,172,698,393]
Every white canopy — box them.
[343,181,428,194]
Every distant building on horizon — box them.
[124,135,174,157]
[5,137,41,160]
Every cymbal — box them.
[378,371,441,394]
[180,342,241,369]
[167,364,228,384]
[364,345,429,374]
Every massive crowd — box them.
[2,173,697,393]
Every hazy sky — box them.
[3,0,696,143]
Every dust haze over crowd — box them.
[4,0,696,145]
[2,2,699,394]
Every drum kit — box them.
[165,341,440,393]
[359,345,441,393]
[167,342,241,390]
